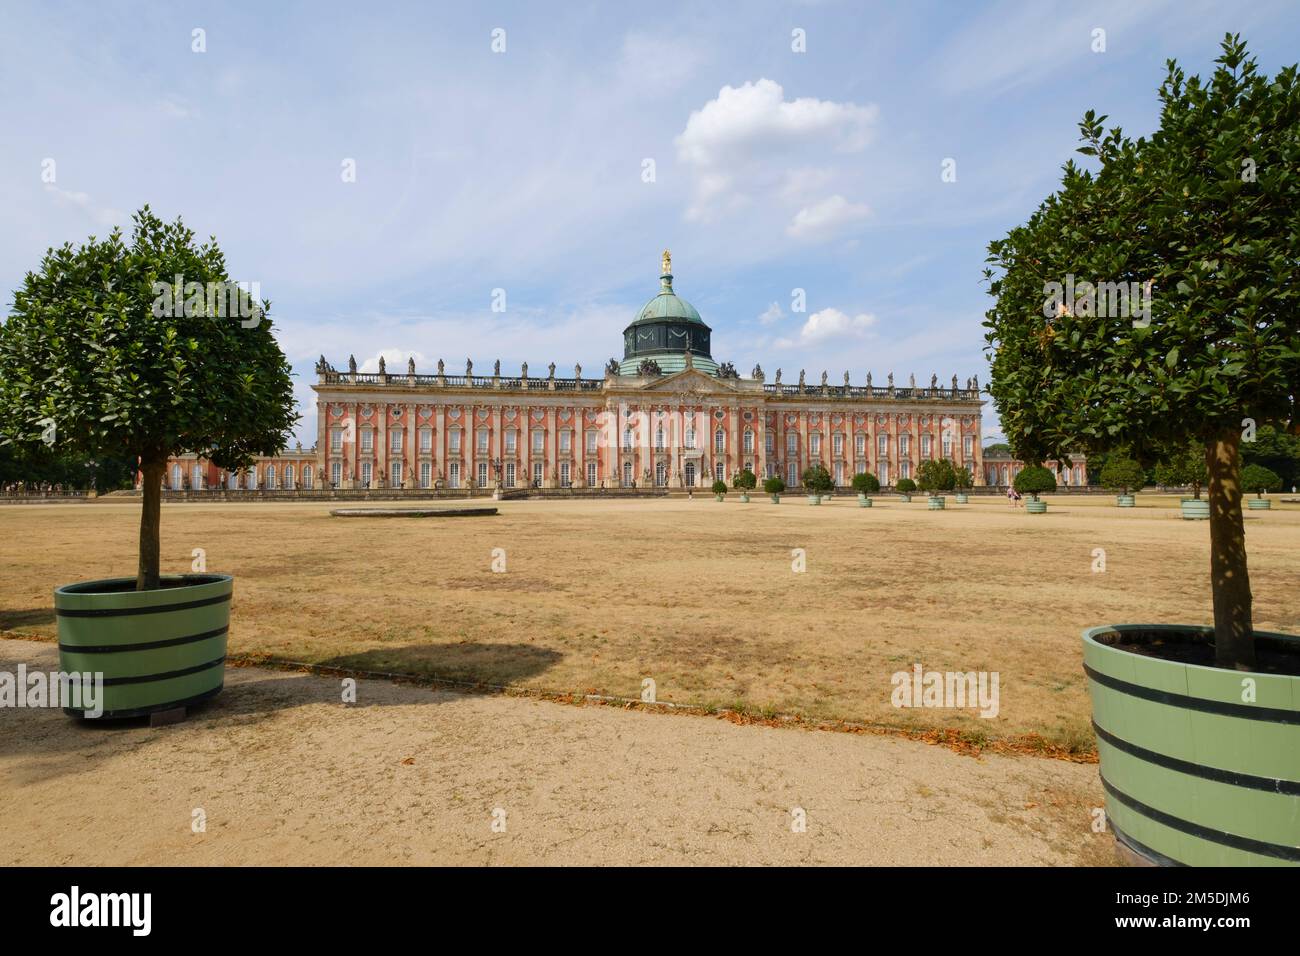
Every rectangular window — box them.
[560,431,571,453]
[855,434,865,457]
[942,436,952,458]
[878,434,888,455]
[901,460,911,479]
[505,430,517,454]
[921,435,931,457]
[743,431,754,454]
[834,462,844,485]
[420,461,431,488]
[810,434,821,456]
[714,431,725,452]
[900,434,910,455]
[833,434,843,456]
[478,462,489,488]
[623,429,633,451]
[586,431,597,454]
[419,428,432,452]
[331,462,341,487]
[586,461,597,487]
[786,433,798,454]
[765,432,774,453]
[361,429,373,453]
[533,431,545,454]
[477,429,489,453]
[533,462,543,487]
[560,462,571,487]
[964,436,974,458]
[787,462,798,486]
[450,430,461,453]
[361,461,372,486]
[505,463,516,488]
[330,427,342,452]
[303,467,313,489]
[390,430,403,452]
[391,462,402,487]
[714,462,724,482]
[449,462,460,489]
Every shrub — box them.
[1240,463,1280,498]
[801,464,833,494]
[851,471,880,494]
[1154,444,1208,498]
[1099,458,1146,495]
[733,468,757,491]
[711,479,728,496]
[895,477,917,494]
[763,476,785,495]
[1013,465,1057,499]
[916,458,957,494]
[954,467,974,490]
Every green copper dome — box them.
[619,251,717,376]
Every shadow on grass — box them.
[314,642,563,688]
[0,608,56,631]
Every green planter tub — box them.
[807,495,822,505]
[56,573,232,719]
[897,494,911,503]
[954,493,969,504]
[714,494,725,502]
[739,493,750,503]
[1116,494,1136,508]
[1248,498,1272,510]
[1180,499,1210,520]
[1026,499,1047,514]
[927,496,945,510]
[858,495,872,508]
[770,494,780,504]
[1083,624,1300,866]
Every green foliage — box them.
[733,468,757,491]
[851,471,880,494]
[801,464,833,493]
[0,206,297,469]
[1013,464,1057,499]
[953,467,974,490]
[1241,425,1300,489]
[0,443,135,492]
[711,479,728,495]
[982,442,1012,456]
[1099,457,1147,494]
[1240,463,1281,496]
[916,457,957,493]
[983,36,1299,468]
[895,477,917,494]
[1154,443,1207,495]
[763,476,785,495]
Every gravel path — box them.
[0,638,1108,865]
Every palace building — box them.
[158,252,995,492]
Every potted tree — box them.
[894,477,916,502]
[734,468,757,503]
[851,471,879,508]
[1012,464,1055,513]
[764,475,785,504]
[916,458,956,510]
[1100,456,1146,507]
[984,37,1300,866]
[802,464,832,504]
[953,467,974,504]
[711,478,728,502]
[1155,443,1209,519]
[0,207,296,720]
[1241,463,1280,511]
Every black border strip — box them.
[63,683,225,720]
[54,592,231,618]
[1093,720,1300,795]
[1109,819,1187,867]
[100,656,226,686]
[1083,662,1300,725]
[1101,775,1300,862]
[59,625,228,655]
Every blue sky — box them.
[3,0,1298,446]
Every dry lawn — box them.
[2,493,1297,751]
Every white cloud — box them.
[359,349,428,373]
[43,185,124,227]
[786,195,871,242]
[675,79,878,221]
[776,307,878,348]
[758,301,784,325]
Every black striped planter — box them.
[1083,624,1300,866]
[55,574,232,719]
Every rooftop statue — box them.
[752,363,763,380]
[548,362,556,378]
[348,354,357,374]
[408,357,415,375]
[775,368,782,384]
[494,359,500,376]
[522,361,529,378]
[866,371,873,387]
[662,249,672,275]
[437,358,445,375]
[378,356,386,374]
[466,358,473,376]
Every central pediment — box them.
[636,368,736,394]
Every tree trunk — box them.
[1206,433,1254,670]
[137,457,164,591]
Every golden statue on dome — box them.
[661,249,672,275]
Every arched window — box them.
[304,466,314,489]
[655,426,664,450]
[685,427,696,449]
[743,429,754,453]
[714,430,725,452]
[285,464,295,489]
[266,465,276,489]
[171,464,182,489]
[622,461,633,487]
[655,461,667,486]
